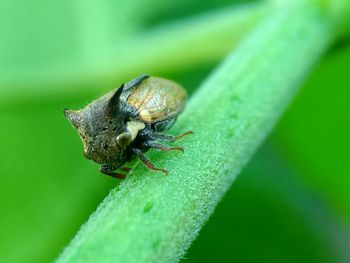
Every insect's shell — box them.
[126,76,187,124]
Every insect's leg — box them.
[101,170,126,180]
[100,164,126,180]
[174,130,193,141]
[144,141,184,152]
[120,167,132,173]
[150,130,193,142]
[132,148,168,175]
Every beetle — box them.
[64,75,192,179]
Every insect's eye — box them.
[116,132,132,148]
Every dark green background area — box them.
[1,0,349,262]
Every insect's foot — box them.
[155,167,168,175]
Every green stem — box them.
[56,1,349,263]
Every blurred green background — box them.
[1,0,349,262]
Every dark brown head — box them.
[64,88,128,167]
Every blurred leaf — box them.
[139,0,258,27]
[274,43,350,218]
[0,1,266,104]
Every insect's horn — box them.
[107,84,124,116]
[63,108,82,127]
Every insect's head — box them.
[64,87,131,167]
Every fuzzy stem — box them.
[56,1,349,262]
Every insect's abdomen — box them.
[127,77,187,123]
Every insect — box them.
[64,75,192,179]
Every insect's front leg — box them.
[100,164,126,180]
